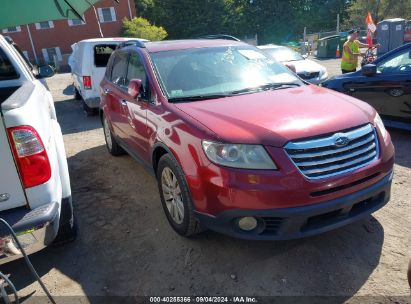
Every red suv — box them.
[100,39,394,240]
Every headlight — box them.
[374,113,387,138]
[321,70,328,79]
[202,141,277,170]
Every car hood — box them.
[283,59,325,74]
[174,85,376,147]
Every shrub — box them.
[122,17,167,41]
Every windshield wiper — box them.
[168,94,231,103]
[230,82,301,95]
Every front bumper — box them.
[0,202,59,264]
[196,171,393,240]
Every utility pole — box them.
[302,26,307,55]
[336,13,340,35]
[375,0,381,23]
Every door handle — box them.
[120,99,127,106]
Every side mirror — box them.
[128,79,142,99]
[284,63,296,74]
[36,65,55,78]
[362,64,377,76]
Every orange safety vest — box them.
[341,40,360,71]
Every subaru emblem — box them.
[334,136,350,147]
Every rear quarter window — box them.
[94,44,117,67]
[0,48,19,80]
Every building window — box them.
[42,47,62,64]
[2,26,21,33]
[35,21,54,30]
[68,16,86,26]
[97,7,116,23]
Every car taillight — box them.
[83,76,92,90]
[7,126,51,188]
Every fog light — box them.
[238,217,258,231]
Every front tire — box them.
[157,154,202,237]
[102,113,125,156]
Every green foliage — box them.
[343,0,411,28]
[134,0,353,43]
[122,17,167,41]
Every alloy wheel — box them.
[161,167,184,224]
[103,116,113,151]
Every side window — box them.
[105,54,115,79]
[378,49,411,74]
[125,53,146,86]
[110,52,129,88]
[0,48,19,80]
[126,53,150,100]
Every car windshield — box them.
[261,47,304,62]
[150,46,302,100]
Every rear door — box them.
[0,47,27,211]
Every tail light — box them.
[7,126,51,188]
[83,76,92,90]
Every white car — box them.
[70,37,147,115]
[258,44,328,84]
[0,34,75,263]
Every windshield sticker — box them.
[221,47,234,64]
[238,50,266,60]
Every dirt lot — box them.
[2,61,411,303]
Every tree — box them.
[343,0,411,29]
[133,0,351,43]
[122,17,167,41]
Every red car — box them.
[100,39,394,240]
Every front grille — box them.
[298,72,320,79]
[285,124,379,179]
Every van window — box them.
[94,44,117,67]
[110,52,129,88]
[0,48,19,80]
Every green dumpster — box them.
[317,35,346,58]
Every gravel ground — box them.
[1,61,410,303]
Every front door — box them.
[347,48,411,122]
[122,51,150,161]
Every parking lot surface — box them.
[2,60,411,303]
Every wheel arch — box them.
[151,142,173,176]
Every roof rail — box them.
[117,40,146,49]
[199,34,241,41]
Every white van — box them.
[70,37,147,115]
